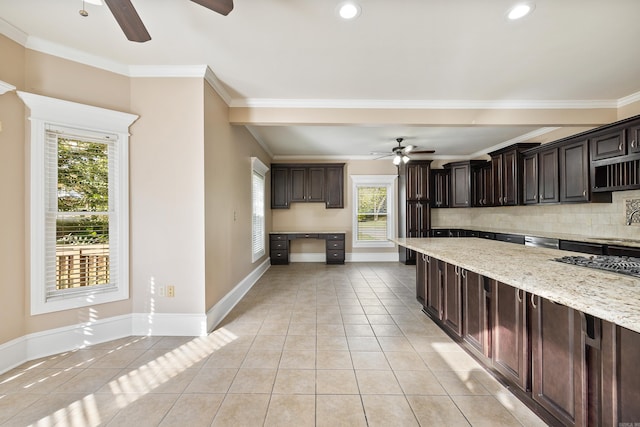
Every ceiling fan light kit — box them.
[380,137,434,165]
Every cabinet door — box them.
[602,323,640,426]
[539,148,559,204]
[590,128,626,160]
[463,271,491,362]
[307,167,325,202]
[492,280,529,391]
[417,202,430,237]
[491,154,504,205]
[416,253,428,304]
[523,153,538,204]
[502,150,519,205]
[290,168,307,202]
[431,169,450,207]
[530,296,586,427]
[560,139,589,202]
[407,162,430,200]
[425,258,443,320]
[443,263,463,337]
[271,167,290,209]
[325,166,344,208]
[450,163,471,208]
[629,124,640,154]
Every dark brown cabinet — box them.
[325,233,345,264]
[560,138,590,202]
[325,166,344,208]
[399,161,432,265]
[629,124,640,154]
[430,168,450,208]
[471,162,492,207]
[271,163,344,209]
[490,143,540,206]
[530,295,586,427]
[492,280,529,392]
[269,234,289,264]
[271,167,290,209]
[590,127,626,161]
[462,270,490,363]
[442,263,463,338]
[424,256,444,320]
[448,162,471,208]
[406,162,430,200]
[524,147,559,204]
[416,253,428,304]
[270,232,345,265]
[602,322,640,426]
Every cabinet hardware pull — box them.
[583,190,587,197]
[426,256,430,264]
[530,294,538,309]
[619,142,623,151]
[455,266,459,275]
[516,288,522,303]
[461,269,467,279]
[632,139,637,148]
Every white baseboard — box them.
[0,314,132,374]
[206,258,270,332]
[0,258,271,374]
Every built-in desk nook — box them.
[269,232,345,265]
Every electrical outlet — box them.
[159,286,165,297]
[167,285,175,298]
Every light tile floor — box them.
[0,262,548,426]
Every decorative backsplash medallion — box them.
[626,198,640,225]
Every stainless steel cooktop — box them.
[554,255,640,279]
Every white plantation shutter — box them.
[351,175,396,248]
[251,158,269,262]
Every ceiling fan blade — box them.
[190,0,234,15]
[410,150,436,154]
[372,154,393,160]
[104,0,151,42]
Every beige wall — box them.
[618,99,640,120]
[0,36,26,344]
[203,84,272,311]
[129,78,206,314]
[271,160,398,255]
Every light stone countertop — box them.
[394,237,640,334]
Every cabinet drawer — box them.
[270,241,287,250]
[294,233,319,239]
[270,234,288,241]
[327,250,345,262]
[325,233,344,240]
[326,240,344,250]
[270,250,288,260]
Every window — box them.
[351,175,396,248]
[18,91,137,315]
[251,157,269,262]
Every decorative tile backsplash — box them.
[432,189,640,240]
[626,198,640,225]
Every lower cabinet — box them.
[443,263,463,338]
[463,272,491,362]
[530,295,586,427]
[416,253,428,304]
[601,322,640,426]
[424,256,444,320]
[492,280,529,392]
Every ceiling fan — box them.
[372,138,435,165]
[102,0,234,43]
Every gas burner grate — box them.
[554,255,640,278]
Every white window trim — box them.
[351,175,396,248]
[18,91,138,315]
[251,157,269,263]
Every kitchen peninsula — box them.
[395,236,640,427]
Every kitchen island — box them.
[394,237,640,427]
[394,237,640,333]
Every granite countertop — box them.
[394,237,640,334]
[431,227,640,248]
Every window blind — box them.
[252,170,265,259]
[356,186,388,242]
[44,127,119,300]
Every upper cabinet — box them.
[560,138,590,203]
[271,163,344,209]
[472,161,492,207]
[444,160,487,208]
[490,143,540,206]
[524,146,559,205]
[430,168,450,208]
[406,161,431,201]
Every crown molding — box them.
[0,17,28,46]
[468,127,560,158]
[203,67,233,106]
[618,90,640,108]
[245,126,275,158]
[230,98,619,110]
[0,80,16,95]
[129,64,208,78]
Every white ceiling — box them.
[2,0,640,159]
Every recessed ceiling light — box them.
[337,2,361,20]
[507,3,534,20]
